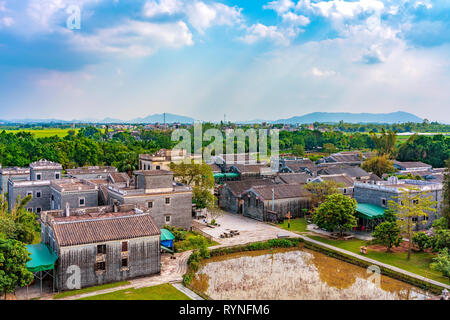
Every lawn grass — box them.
[53,281,130,299]
[78,283,191,300]
[308,235,449,285]
[277,218,308,233]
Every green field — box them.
[79,283,191,300]
[277,218,309,233]
[2,128,80,138]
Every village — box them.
[1,141,449,301]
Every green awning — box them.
[214,173,225,178]
[25,243,58,273]
[213,173,239,179]
[356,203,385,220]
[160,229,175,241]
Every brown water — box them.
[191,247,433,300]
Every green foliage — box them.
[412,232,430,252]
[441,159,450,229]
[430,248,450,280]
[428,229,450,253]
[383,207,397,223]
[313,193,357,235]
[372,221,403,252]
[304,180,344,208]
[0,239,34,296]
[361,155,395,178]
[163,225,186,241]
[370,129,398,157]
[397,134,450,168]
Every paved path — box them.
[172,282,204,300]
[299,234,450,291]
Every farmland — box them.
[1,128,80,138]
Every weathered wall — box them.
[7,182,51,214]
[56,236,161,290]
[51,189,99,210]
[30,168,62,181]
[108,191,192,230]
[218,186,239,214]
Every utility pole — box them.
[163,112,166,125]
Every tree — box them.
[430,248,450,281]
[372,221,403,252]
[305,180,344,209]
[0,239,34,298]
[428,229,450,253]
[323,143,337,154]
[292,144,305,157]
[0,194,39,244]
[388,186,438,260]
[361,155,395,178]
[441,159,450,229]
[370,129,397,158]
[313,193,357,236]
[170,160,216,210]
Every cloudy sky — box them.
[0,0,449,122]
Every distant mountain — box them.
[273,111,423,124]
[130,113,195,124]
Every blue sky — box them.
[0,0,450,122]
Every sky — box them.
[0,0,450,122]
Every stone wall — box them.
[56,236,160,290]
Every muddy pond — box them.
[191,247,433,300]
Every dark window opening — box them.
[165,215,171,223]
[156,165,161,170]
[147,201,153,208]
[79,198,85,206]
[97,244,106,254]
[36,207,41,214]
[122,241,128,252]
[165,197,170,204]
[36,174,41,180]
[36,191,41,198]
[95,262,106,271]
[121,258,128,268]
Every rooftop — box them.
[277,173,310,185]
[29,159,62,170]
[133,170,173,176]
[317,174,354,188]
[393,160,432,169]
[0,167,30,175]
[223,179,275,197]
[250,184,312,200]
[51,211,160,247]
[51,179,98,192]
[66,166,118,175]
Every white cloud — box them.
[241,23,299,46]
[1,16,13,27]
[185,1,242,33]
[310,67,336,77]
[296,0,385,20]
[263,0,295,14]
[281,12,310,26]
[143,0,183,17]
[0,1,6,12]
[72,20,193,57]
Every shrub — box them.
[210,219,216,226]
[430,248,450,280]
[199,247,210,259]
[412,232,430,251]
[429,229,450,253]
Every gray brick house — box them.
[29,159,62,181]
[0,166,29,194]
[106,170,192,230]
[242,184,312,221]
[50,179,99,210]
[7,180,52,214]
[354,177,443,230]
[40,205,161,291]
[66,166,118,179]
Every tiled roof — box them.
[318,174,354,188]
[231,164,268,174]
[277,173,310,184]
[393,161,432,169]
[207,163,222,173]
[52,212,160,247]
[67,166,118,175]
[318,166,369,178]
[224,179,275,197]
[108,172,130,183]
[250,184,312,200]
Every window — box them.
[122,241,128,252]
[95,262,106,271]
[413,199,419,205]
[36,207,41,214]
[165,197,170,204]
[79,197,85,207]
[156,165,161,170]
[165,215,171,223]
[97,244,106,254]
[381,198,387,207]
[256,198,259,207]
[27,208,33,212]
[51,195,54,201]
[412,217,418,222]
[36,173,41,180]
[121,258,128,268]
[27,191,33,197]
[343,188,347,194]
[36,191,41,198]
[147,201,153,209]
[55,173,60,179]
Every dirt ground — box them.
[368,241,430,254]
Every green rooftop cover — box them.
[356,203,385,220]
[224,173,239,178]
[213,173,225,178]
[25,243,58,273]
[160,229,175,241]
